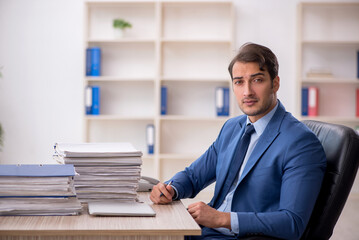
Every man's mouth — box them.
[243,99,258,106]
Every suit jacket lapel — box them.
[238,102,286,184]
[212,119,246,206]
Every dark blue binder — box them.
[216,87,229,116]
[91,47,101,76]
[302,87,309,116]
[223,87,229,116]
[161,86,167,115]
[357,51,359,79]
[0,164,75,177]
[92,86,100,115]
[86,48,92,76]
[86,47,101,76]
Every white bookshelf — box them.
[84,0,235,182]
[297,2,359,130]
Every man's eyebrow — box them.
[232,72,265,80]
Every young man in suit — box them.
[150,43,326,240]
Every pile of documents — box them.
[54,142,143,203]
[0,164,82,216]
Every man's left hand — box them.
[187,201,231,229]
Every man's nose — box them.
[243,82,254,96]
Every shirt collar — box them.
[246,101,279,137]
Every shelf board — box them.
[162,0,233,5]
[159,153,201,160]
[161,77,230,83]
[86,116,230,122]
[86,1,156,7]
[302,78,359,84]
[160,115,229,121]
[85,115,155,121]
[300,116,359,123]
[302,40,359,46]
[161,39,232,44]
[86,76,155,82]
[301,2,359,7]
[87,76,230,83]
[142,154,155,161]
[87,39,156,44]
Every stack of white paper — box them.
[54,142,143,203]
[0,164,82,216]
[0,198,82,216]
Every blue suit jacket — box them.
[170,102,326,240]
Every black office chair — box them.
[242,120,359,240]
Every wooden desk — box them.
[0,193,201,240]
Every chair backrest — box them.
[301,120,359,240]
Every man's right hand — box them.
[149,182,175,204]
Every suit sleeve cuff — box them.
[170,184,179,200]
[231,212,239,234]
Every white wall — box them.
[0,0,356,166]
[0,0,84,164]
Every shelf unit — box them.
[84,0,235,182]
[297,2,359,130]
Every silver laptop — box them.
[88,201,156,217]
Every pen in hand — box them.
[159,180,173,197]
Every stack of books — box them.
[306,68,333,79]
[54,142,143,203]
[0,164,82,216]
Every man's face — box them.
[232,61,279,123]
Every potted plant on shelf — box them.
[113,18,132,38]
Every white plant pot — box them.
[114,28,124,39]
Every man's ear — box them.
[273,76,280,93]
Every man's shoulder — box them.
[281,112,319,140]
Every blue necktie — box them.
[214,124,255,209]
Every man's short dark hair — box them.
[228,43,279,81]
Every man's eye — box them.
[254,78,263,83]
[234,80,243,85]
